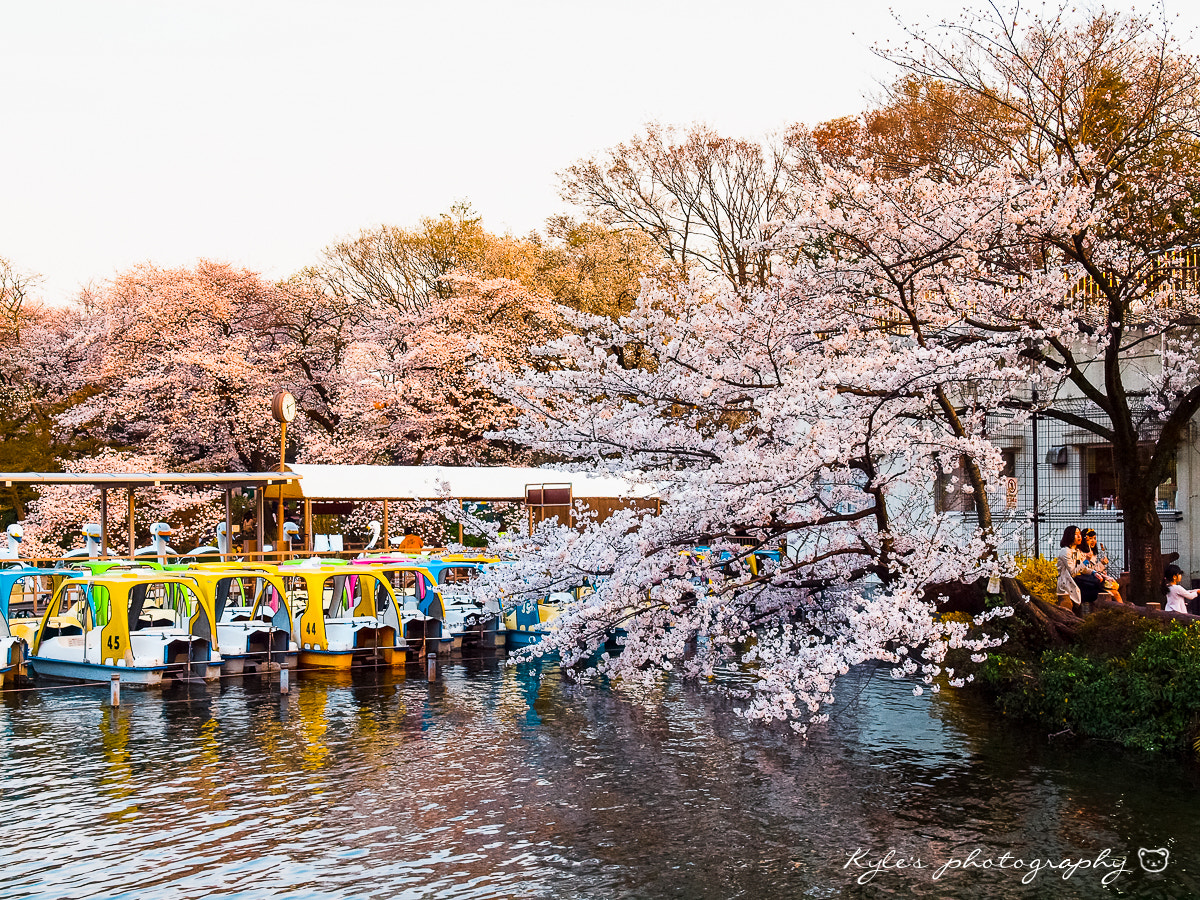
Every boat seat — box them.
[136,608,177,629]
[45,616,83,636]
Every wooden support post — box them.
[110,673,120,707]
[224,488,232,563]
[426,649,437,681]
[458,499,463,545]
[280,666,289,694]
[256,489,265,562]
[127,488,136,561]
[382,500,389,552]
[304,499,312,552]
[100,488,108,559]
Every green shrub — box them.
[1075,608,1167,658]
[984,623,1200,754]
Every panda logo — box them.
[1138,847,1169,873]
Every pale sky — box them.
[1,1,1196,304]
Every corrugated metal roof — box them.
[0,472,299,488]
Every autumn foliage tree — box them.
[319,203,490,315]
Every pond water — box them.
[0,659,1196,899]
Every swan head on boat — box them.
[283,521,300,547]
[184,522,231,560]
[364,520,381,552]
[1,524,23,559]
[61,523,104,561]
[135,522,176,563]
[82,523,102,557]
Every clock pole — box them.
[277,420,286,558]
[271,391,298,559]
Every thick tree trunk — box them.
[1122,488,1165,606]
[1109,436,1169,606]
[1005,576,1082,644]
[1094,596,1197,623]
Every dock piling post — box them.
[426,650,436,680]
[110,673,120,707]
[280,666,290,694]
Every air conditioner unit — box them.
[1045,446,1068,467]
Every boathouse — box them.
[274,463,661,551]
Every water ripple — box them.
[0,662,1197,898]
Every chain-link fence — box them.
[941,401,1184,574]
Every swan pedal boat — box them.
[179,566,299,675]
[270,562,411,670]
[0,566,70,686]
[504,596,564,649]
[27,571,222,685]
[350,557,466,655]
[411,557,507,651]
[503,582,614,652]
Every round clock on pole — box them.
[271,391,296,475]
[272,391,297,424]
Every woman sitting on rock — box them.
[1056,525,1100,610]
[1080,528,1121,602]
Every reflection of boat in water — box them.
[183,567,299,674]
[276,563,408,670]
[27,572,223,685]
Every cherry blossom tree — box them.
[868,4,1200,602]
[768,159,1108,634]
[20,450,222,559]
[473,267,1013,729]
[59,262,302,472]
[1,285,105,519]
[302,275,571,466]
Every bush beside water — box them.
[977,611,1200,755]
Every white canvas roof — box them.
[279,464,658,501]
